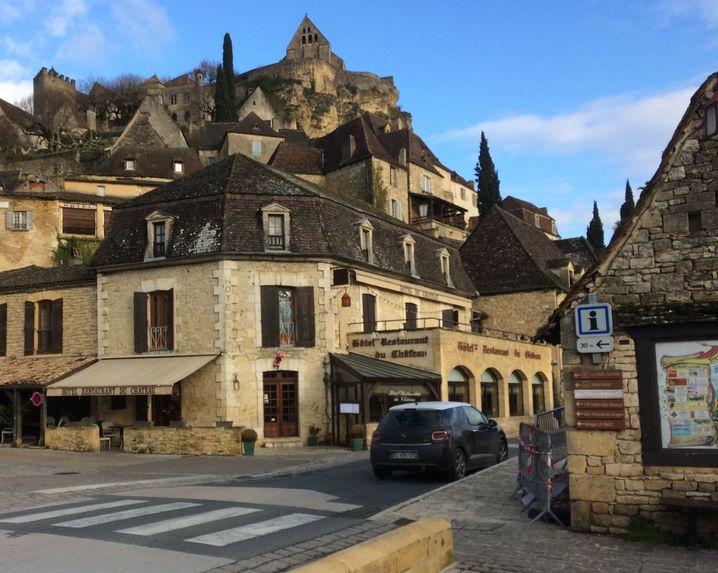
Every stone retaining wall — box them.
[45,425,100,452]
[123,426,244,455]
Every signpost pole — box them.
[587,293,602,364]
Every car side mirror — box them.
[488,419,498,429]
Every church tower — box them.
[285,15,345,69]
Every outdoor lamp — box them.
[233,374,240,391]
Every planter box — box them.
[215,421,234,428]
[243,442,256,455]
[350,438,364,452]
[307,436,319,447]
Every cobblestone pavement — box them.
[373,459,718,573]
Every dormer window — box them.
[251,140,263,157]
[355,219,375,263]
[145,211,174,260]
[173,161,184,174]
[421,175,432,193]
[399,234,417,277]
[436,248,452,287]
[261,203,291,251]
[124,158,136,171]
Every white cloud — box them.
[0,59,26,82]
[440,87,693,177]
[0,0,29,23]
[46,0,88,37]
[110,0,173,53]
[659,0,718,27]
[0,80,33,104]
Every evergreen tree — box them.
[222,32,237,122]
[587,201,605,252]
[214,64,226,121]
[475,131,501,219]
[619,178,635,222]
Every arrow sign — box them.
[577,336,614,354]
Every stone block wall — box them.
[45,425,100,452]
[123,426,243,455]
[478,290,562,338]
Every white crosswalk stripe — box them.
[54,502,200,528]
[186,513,325,547]
[117,506,261,536]
[0,500,146,524]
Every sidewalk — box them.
[372,458,718,573]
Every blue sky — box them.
[1,1,717,239]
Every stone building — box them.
[539,71,718,537]
[501,196,559,239]
[0,98,46,155]
[32,67,92,134]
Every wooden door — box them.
[263,372,298,438]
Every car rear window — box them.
[381,410,442,430]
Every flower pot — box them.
[307,436,319,447]
[350,438,364,452]
[243,441,255,456]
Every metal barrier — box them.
[512,411,568,526]
[535,407,567,463]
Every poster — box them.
[656,340,718,449]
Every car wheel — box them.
[373,467,392,479]
[446,448,466,481]
[496,439,509,463]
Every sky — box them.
[1,0,717,239]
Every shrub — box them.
[349,424,365,439]
[241,428,258,442]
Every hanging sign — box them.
[30,392,43,407]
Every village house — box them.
[539,70,718,538]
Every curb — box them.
[286,516,453,573]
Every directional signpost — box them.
[575,295,613,363]
[572,370,625,430]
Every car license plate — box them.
[390,451,418,460]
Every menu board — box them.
[657,341,718,449]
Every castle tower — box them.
[285,15,344,69]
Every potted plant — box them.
[349,423,365,452]
[307,425,321,447]
[241,428,258,456]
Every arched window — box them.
[448,367,470,403]
[532,373,547,414]
[480,369,499,418]
[509,371,525,416]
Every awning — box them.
[47,354,217,397]
[330,352,441,384]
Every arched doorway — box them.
[532,372,548,414]
[480,369,500,418]
[448,367,471,403]
[508,370,526,416]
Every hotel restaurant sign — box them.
[47,385,172,397]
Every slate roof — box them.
[92,147,203,179]
[460,207,568,295]
[196,122,244,150]
[92,154,475,295]
[555,237,597,272]
[330,352,440,383]
[502,196,550,216]
[0,265,96,293]
[0,98,42,132]
[269,141,324,174]
[228,112,282,138]
[378,129,443,176]
[0,356,96,388]
[312,115,398,171]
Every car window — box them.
[463,406,485,426]
[382,410,440,430]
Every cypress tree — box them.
[587,201,605,252]
[619,179,635,222]
[475,131,501,219]
[214,64,226,122]
[222,33,237,122]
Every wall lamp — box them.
[233,374,240,391]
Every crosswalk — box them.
[0,496,345,551]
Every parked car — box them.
[370,401,508,481]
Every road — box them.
[0,451,454,573]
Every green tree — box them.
[587,200,605,252]
[221,32,237,121]
[214,64,227,121]
[619,178,635,222]
[475,131,501,219]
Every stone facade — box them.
[222,132,283,165]
[45,425,100,452]
[551,72,718,538]
[478,290,564,338]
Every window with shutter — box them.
[134,292,149,353]
[261,286,280,348]
[62,207,96,235]
[0,303,6,357]
[362,293,376,333]
[148,290,172,351]
[24,301,34,355]
[261,286,315,348]
[294,287,315,347]
[51,298,63,353]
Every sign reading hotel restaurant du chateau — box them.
[351,335,429,359]
[457,341,543,360]
[57,386,160,397]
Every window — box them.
[442,308,459,329]
[509,371,525,416]
[405,302,417,330]
[707,104,717,136]
[170,94,177,105]
[153,222,166,257]
[124,158,136,171]
[262,203,291,251]
[24,299,63,355]
[260,286,315,348]
[62,206,96,235]
[534,214,541,228]
[400,233,416,276]
[173,161,184,174]
[96,185,105,197]
[436,248,452,286]
[389,167,397,187]
[532,373,546,414]
[355,219,374,263]
[388,199,402,220]
[145,211,174,260]
[0,303,6,357]
[362,293,377,333]
[134,290,173,353]
[184,111,190,123]
[448,368,470,403]
[251,140,263,157]
[421,174,432,193]
[267,214,285,249]
[207,156,217,164]
[688,211,702,234]
[480,369,500,418]
[183,92,190,103]
[460,187,466,201]
[5,210,32,231]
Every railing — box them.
[150,326,168,350]
[267,235,285,249]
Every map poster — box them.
[656,340,718,449]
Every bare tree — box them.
[193,59,220,85]
[13,95,34,115]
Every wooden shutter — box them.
[166,289,174,350]
[5,211,12,229]
[26,212,33,230]
[294,287,315,347]
[62,207,96,235]
[260,286,279,348]
[24,301,35,355]
[362,294,376,333]
[133,292,148,353]
[442,308,458,329]
[103,210,113,235]
[0,303,6,357]
[51,298,63,353]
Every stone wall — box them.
[0,195,59,270]
[123,426,243,455]
[478,290,562,338]
[45,425,100,452]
